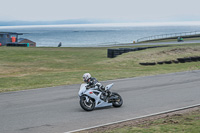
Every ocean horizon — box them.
[1,22,200,47]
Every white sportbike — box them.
[78,83,123,111]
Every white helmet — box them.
[83,73,91,82]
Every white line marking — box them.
[65,104,200,133]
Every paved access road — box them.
[0,70,200,133]
[135,40,200,46]
[110,40,200,47]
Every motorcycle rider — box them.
[82,73,111,96]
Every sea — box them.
[0,23,200,47]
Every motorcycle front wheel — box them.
[80,96,95,111]
[112,92,123,107]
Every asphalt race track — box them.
[0,70,200,133]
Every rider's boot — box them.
[106,90,112,97]
[100,86,111,97]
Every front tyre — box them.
[112,92,123,107]
[80,96,95,111]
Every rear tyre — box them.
[80,96,95,111]
[112,92,123,107]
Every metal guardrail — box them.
[137,31,200,43]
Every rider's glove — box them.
[86,85,90,90]
[95,83,101,87]
[101,86,105,91]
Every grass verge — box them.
[96,107,200,133]
[0,43,200,92]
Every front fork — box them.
[85,96,89,102]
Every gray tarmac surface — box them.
[0,70,200,133]
[134,40,200,46]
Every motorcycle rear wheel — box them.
[80,96,95,111]
[112,92,123,107]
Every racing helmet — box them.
[83,73,91,83]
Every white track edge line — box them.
[65,104,200,133]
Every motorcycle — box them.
[78,83,123,111]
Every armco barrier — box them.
[107,49,121,58]
[107,46,168,58]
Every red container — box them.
[12,37,16,42]
[0,43,1,46]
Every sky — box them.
[0,0,200,23]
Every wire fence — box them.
[137,31,200,43]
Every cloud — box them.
[0,0,200,22]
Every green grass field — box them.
[0,43,200,92]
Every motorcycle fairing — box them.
[84,89,112,108]
[105,83,114,91]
